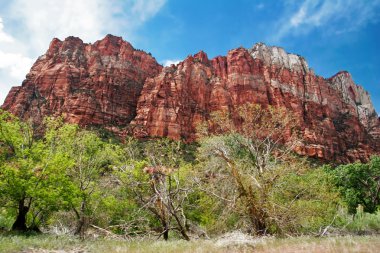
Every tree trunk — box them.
[247,205,267,235]
[178,227,190,241]
[74,201,88,239]
[251,214,267,235]
[12,199,29,231]
[75,216,84,236]
[171,210,190,241]
[162,219,169,240]
[74,215,88,239]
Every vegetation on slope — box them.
[0,105,379,242]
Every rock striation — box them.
[2,34,162,129]
[2,36,379,162]
[132,44,379,162]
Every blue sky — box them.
[0,0,379,112]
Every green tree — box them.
[47,121,119,238]
[330,156,380,214]
[72,134,118,238]
[0,112,75,231]
[269,166,341,234]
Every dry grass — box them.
[0,232,379,253]
[252,236,380,253]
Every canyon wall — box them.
[2,36,379,162]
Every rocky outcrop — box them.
[132,44,379,162]
[2,36,379,162]
[2,34,162,129]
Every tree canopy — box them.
[330,156,380,214]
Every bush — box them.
[341,207,380,234]
[196,146,342,236]
[267,166,342,234]
[329,156,380,214]
[0,208,14,231]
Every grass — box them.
[344,211,380,233]
[0,233,380,253]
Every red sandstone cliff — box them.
[1,34,162,129]
[132,44,379,162]
[2,37,379,162]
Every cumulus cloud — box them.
[0,0,167,104]
[162,59,181,67]
[272,0,380,42]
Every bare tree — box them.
[197,104,301,235]
[117,139,196,240]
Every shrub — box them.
[329,156,380,213]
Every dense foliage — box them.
[0,107,379,239]
[0,113,75,231]
[328,156,380,214]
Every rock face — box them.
[132,44,379,162]
[2,36,379,162]
[2,34,162,129]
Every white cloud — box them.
[132,0,166,22]
[0,17,14,43]
[272,0,380,42]
[162,59,181,67]
[0,16,34,104]
[8,0,117,54]
[0,53,34,103]
[0,51,33,79]
[6,0,167,54]
[290,6,306,27]
[0,0,167,105]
